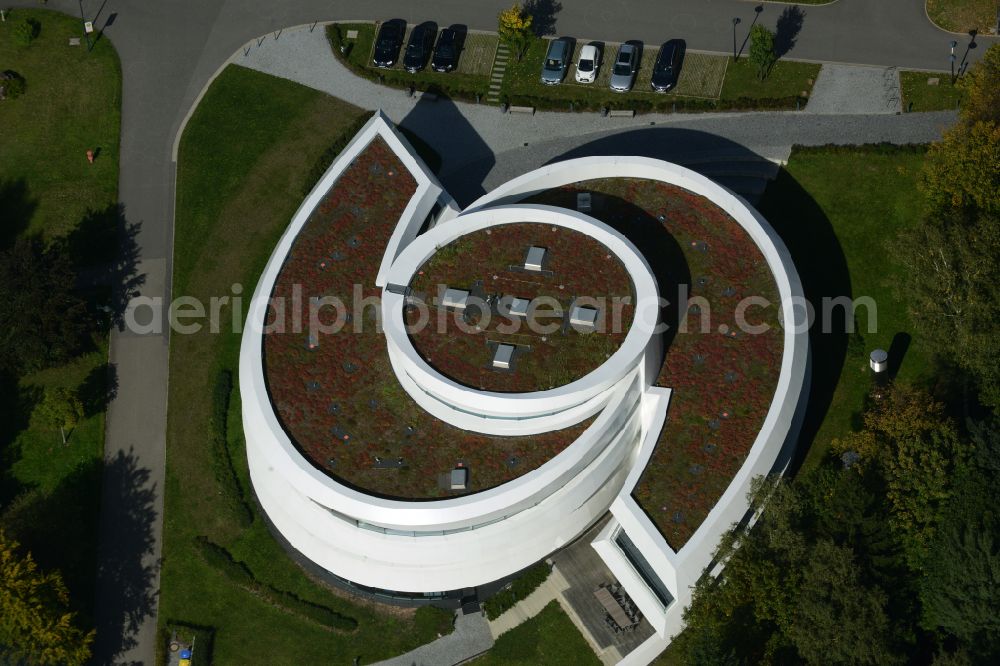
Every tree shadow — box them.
[64,203,145,331]
[524,0,562,37]
[0,370,37,504]
[78,362,119,418]
[92,448,160,665]
[774,5,805,58]
[0,457,104,628]
[887,332,911,380]
[0,178,37,250]
[401,94,494,206]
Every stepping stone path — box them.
[487,42,510,104]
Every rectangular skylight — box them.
[493,343,515,369]
[441,288,470,309]
[524,246,546,272]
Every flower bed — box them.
[263,138,588,499]
[406,223,635,392]
[528,180,783,549]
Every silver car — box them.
[609,43,639,92]
[540,38,571,85]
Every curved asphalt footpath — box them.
[5,1,990,664]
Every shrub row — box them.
[483,561,552,620]
[193,536,359,632]
[789,143,930,156]
[208,370,253,528]
[326,24,488,105]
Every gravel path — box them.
[238,25,954,204]
[806,64,902,114]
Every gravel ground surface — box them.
[238,26,952,204]
[806,63,902,114]
[373,611,494,666]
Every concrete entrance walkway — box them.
[373,610,494,666]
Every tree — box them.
[833,384,967,568]
[0,238,93,375]
[897,207,1000,406]
[0,531,93,665]
[35,387,84,445]
[497,3,534,62]
[920,121,1000,215]
[956,43,1000,127]
[748,24,776,81]
[920,418,1000,658]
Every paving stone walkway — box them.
[373,610,494,666]
[806,63,902,114]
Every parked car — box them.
[540,38,571,85]
[372,19,406,68]
[431,26,464,72]
[574,44,601,83]
[650,40,685,92]
[609,42,640,92]
[403,22,437,73]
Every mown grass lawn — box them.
[0,8,120,630]
[720,57,819,101]
[474,601,600,666]
[758,146,934,471]
[900,70,965,112]
[0,8,120,240]
[925,0,998,33]
[162,64,450,664]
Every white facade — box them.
[240,112,809,663]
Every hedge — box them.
[209,370,253,527]
[483,561,552,620]
[194,536,359,632]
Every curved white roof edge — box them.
[381,203,660,429]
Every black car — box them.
[372,19,405,69]
[403,22,437,73]
[431,27,463,72]
[650,40,685,92]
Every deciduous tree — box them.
[748,25,776,81]
[497,3,534,62]
[35,387,84,445]
[0,531,93,665]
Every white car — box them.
[574,44,600,83]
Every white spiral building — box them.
[240,112,809,663]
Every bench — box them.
[508,105,535,115]
[608,109,636,118]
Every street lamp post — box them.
[732,18,741,60]
[949,40,958,83]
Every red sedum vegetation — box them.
[263,138,588,499]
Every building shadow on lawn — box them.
[92,448,160,665]
[400,95,494,207]
[757,167,851,473]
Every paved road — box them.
[5,1,988,664]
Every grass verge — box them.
[0,7,120,633]
[925,0,998,33]
[900,70,965,111]
[474,600,600,665]
[161,63,450,663]
[757,145,933,471]
[720,57,820,102]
